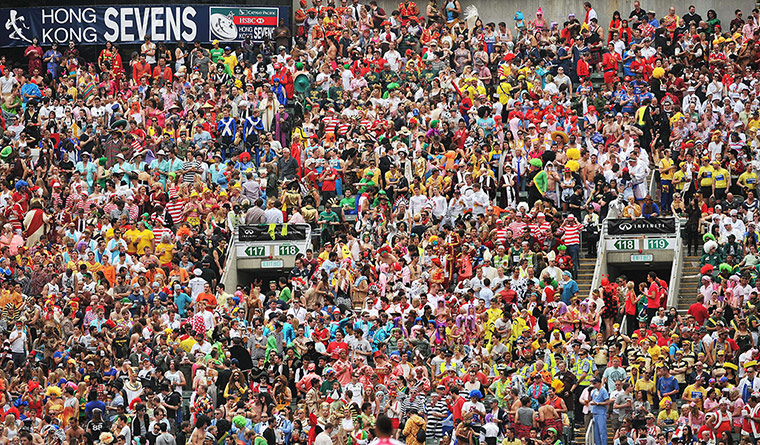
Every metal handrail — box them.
[219,226,238,287]
[666,218,683,309]
[588,219,608,298]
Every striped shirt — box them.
[322,116,339,134]
[563,222,582,245]
[152,226,173,242]
[426,399,449,439]
[165,200,185,225]
[400,394,427,422]
[182,160,201,183]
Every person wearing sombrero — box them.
[551,130,569,148]
[527,158,547,207]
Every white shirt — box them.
[9,328,25,354]
[188,276,207,299]
[384,49,402,71]
[264,207,284,223]
[469,189,490,215]
[0,74,18,94]
[431,195,448,217]
[341,69,354,91]
[315,431,333,445]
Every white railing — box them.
[588,219,608,298]
[666,218,684,309]
[219,226,238,289]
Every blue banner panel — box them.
[0,5,289,47]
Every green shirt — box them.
[328,86,345,103]
[318,210,340,225]
[279,287,292,303]
[210,48,224,63]
[532,170,548,193]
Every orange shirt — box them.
[101,265,116,286]
[197,292,217,307]
[169,268,189,285]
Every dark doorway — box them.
[606,263,671,288]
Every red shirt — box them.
[687,302,710,325]
[647,282,661,308]
[312,327,329,343]
[326,340,349,358]
[132,62,151,81]
[452,395,466,422]
[320,167,336,192]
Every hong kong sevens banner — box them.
[0,5,290,47]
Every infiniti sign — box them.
[608,218,676,235]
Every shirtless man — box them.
[66,417,86,443]
[580,150,597,189]
[190,416,211,445]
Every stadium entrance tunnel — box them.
[605,263,671,290]
[234,269,289,293]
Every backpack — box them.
[416,428,426,443]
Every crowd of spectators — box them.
[2,1,760,445]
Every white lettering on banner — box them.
[40,8,97,25]
[121,8,134,41]
[133,8,149,40]
[83,8,97,24]
[181,7,197,41]
[103,8,119,41]
[166,8,181,40]
[42,26,98,43]
[150,8,164,40]
[104,7,197,43]
[41,9,53,24]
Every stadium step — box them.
[576,263,596,297]
[677,255,703,314]
[573,424,615,445]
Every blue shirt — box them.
[561,279,579,304]
[591,387,609,416]
[175,292,193,318]
[20,82,41,103]
[657,375,679,398]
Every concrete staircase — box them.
[576,257,596,298]
[677,255,703,313]
[572,422,614,445]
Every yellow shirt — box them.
[362,167,382,180]
[634,378,656,404]
[425,175,443,191]
[179,336,198,353]
[672,170,687,190]
[124,228,140,255]
[749,117,760,134]
[682,383,706,409]
[66,259,83,272]
[658,158,675,180]
[497,81,513,105]
[156,242,175,265]
[135,229,155,255]
[223,53,238,74]
[739,171,758,190]
[657,409,679,424]
[698,166,714,187]
[713,167,729,189]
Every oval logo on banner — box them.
[210,13,237,40]
[619,223,633,231]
